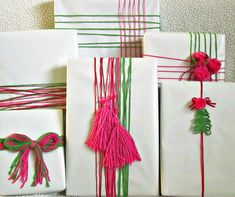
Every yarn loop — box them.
[0,133,63,188]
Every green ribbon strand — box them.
[78,41,142,49]
[77,32,144,37]
[118,58,132,197]
[55,20,160,24]
[55,14,160,17]
[194,109,212,135]
[55,27,160,31]
[189,32,218,61]
[203,33,207,53]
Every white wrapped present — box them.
[54,0,160,57]
[0,109,65,195]
[0,30,78,109]
[66,58,159,196]
[161,81,235,196]
[143,32,225,82]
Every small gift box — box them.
[0,109,65,195]
[143,32,225,82]
[54,0,160,57]
[66,58,159,196]
[0,30,78,109]
[161,81,235,196]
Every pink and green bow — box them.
[0,132,63,188]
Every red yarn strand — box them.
[200,81,205,197]
[86,58,140,196]
[200,132,205,197]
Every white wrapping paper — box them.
[143,32,225,83]
[161,81,235,196]
[66,58,159,196]
[0,30,78,85]
[0,109,65,195]
[54,0,160,57]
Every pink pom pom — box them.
[207,58,221,74]
[193,63,211,81]
[192,52,209,62]
[191,98,207,110]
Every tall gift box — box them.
[55,0,160,57]
[66,58,159,196]
[0,109,65,195]
[143,32,225,82]
[161,81,235,196]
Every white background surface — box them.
[0,0,234,81]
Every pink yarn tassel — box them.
[31,144,50,187]
[8,149,30,188]
[86,98,114,152]
[103,116,141,168]
[105,167,117,197]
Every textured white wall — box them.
[0,0,234,81]
[0,0,54,30]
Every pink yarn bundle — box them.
[181,51,222,81]
[85,58,141,197]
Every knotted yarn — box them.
[188,52,220,135]
[86,97,115,152]
[187,51,221,197]
[0,132,63,188]
[190,97,216,110]
[180,51,221,81]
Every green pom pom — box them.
[194,109,212,135]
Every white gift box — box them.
[66,58,159,196]
[54,0,160,57]
[0,30,78,85]
[161,81,235,196]
[143,32,225,83]
[0,109,65,195]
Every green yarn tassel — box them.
[8,151,23,176]
[194,109,212,135]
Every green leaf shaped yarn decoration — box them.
[194,109,212,135]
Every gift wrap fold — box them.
[143,32,225,82]
[0,109,65,195]
[66,58,159,196]
[0,30,78,85]
[161,81,235,196]
[54,0,160,57]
